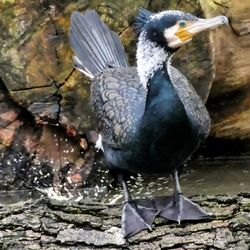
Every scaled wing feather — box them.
[91,67,147,147]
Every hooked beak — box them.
[187,16,228,34]
[176,15,228,42]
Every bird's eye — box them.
[178,20,186,28]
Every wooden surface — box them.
[0,193,249,249]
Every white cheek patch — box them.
[164,25,180,46]
[164,25,191,49]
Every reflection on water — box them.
[84,157,250,204]
[180,158,250,196]
[0,155,250,205]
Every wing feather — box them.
[169,66,210,140]
[91,67,146,147]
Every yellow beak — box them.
[176,15,228,42]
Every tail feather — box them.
[69,10,128,78]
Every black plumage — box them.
[69,8,228,238]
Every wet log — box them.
[0,193,249,249]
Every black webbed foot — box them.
[122,199,157,238]
[154,193,211,223]
[118,174,157,238]
[154,170,211,223]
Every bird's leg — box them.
[154,170,211,223]
[119,175,131,202]
[118,175,157,238]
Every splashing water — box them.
[1,137,250,205]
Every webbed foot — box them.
[154,194,211,223]
[122,199,157,238]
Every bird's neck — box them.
[136,32,172,88]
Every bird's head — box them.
[135,8,228,51]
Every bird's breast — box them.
[124,70,200,173]
[103,69,202,174]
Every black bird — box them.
[69,8,228,238]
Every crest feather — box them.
[134,8,154,34]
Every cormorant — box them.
[69,8,228,238]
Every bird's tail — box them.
[69,10,128,79]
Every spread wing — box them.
[91,67,147,148]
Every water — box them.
[83,157,250,204]
[0,140,250,205]
[180,158,250,196]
